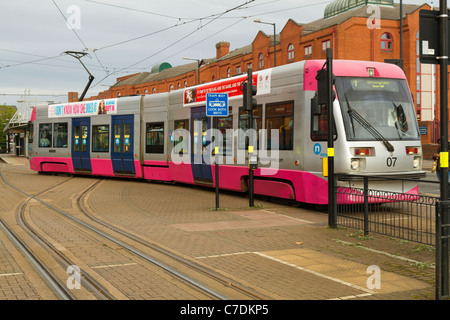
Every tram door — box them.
[191,107,213,184]
[72,118,92,172]
[111,115,135,175]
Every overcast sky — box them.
[0,0,433,107]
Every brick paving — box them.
[0,154,440,300]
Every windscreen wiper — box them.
[392,102,408,138]
[348,107,395,152]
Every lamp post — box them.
[400,0,403,69]
[183,57,201,85]
[254,19,276,67]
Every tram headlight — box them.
[413,156,420,169]
[350,158,360,171]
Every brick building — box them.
[69,1,441,155]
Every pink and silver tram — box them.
[28,60,424,204]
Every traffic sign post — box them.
[206,93,229,210]
[420,2,450,299]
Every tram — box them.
[28,59,425,205]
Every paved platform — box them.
[0,154,439,301]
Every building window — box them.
[117,92,121,97]
[152,88,156,94]
[304,45,312,57]
[236,66,241,74]
[227,67,231,77]
[322,40,330,52]
[258,53,264,69]
[381,33,393,51]
[169,84,174,91]
[39,123,52,147]
[92,125,109,152]
[144,89,148,94]
[53,122,68,148]
[184,81,187,87]
[265,101,294,150]
[287,43,294,61]
[146,122,164,154]
[415,31,436,122]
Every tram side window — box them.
[311,104,328,141]
[53,122,68,148]
[92,125,109,152]
[238,106,262,150]
[217,107,233,155]
[266,101,294,150]
[146,122,164,154]
[28,123,34,144]
[39,123,52,147]
[174,119,189,154]
[311,104,336,141]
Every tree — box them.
[0,105,18,153]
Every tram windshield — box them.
[336,77,420,142]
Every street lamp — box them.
[254,19,276,67]
[183,57,201,85]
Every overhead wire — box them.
[90,0,255,88]
[51,0,109,76]
[1,0,334,96]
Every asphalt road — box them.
[419,172,440,196]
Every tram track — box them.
[1,173,117,299]
[0,174,77,300]
[76,180,271,300]
[0,169,243,300]
[16,195,117,300]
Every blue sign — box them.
[419,126,428,135]
[206,93,229,117]
[313,143,321,155]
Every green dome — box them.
[151,62,172,74]
[324,0,394,19]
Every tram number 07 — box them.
[386,157,397,167]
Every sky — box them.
[0,0,434,107]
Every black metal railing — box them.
[333,174,450,299]
[335,175,438,246]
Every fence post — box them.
[363,176,369,236]
[436,200,450,300]
[436,201,442,300]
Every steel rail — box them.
[16,198,116,300]
[0,214,75,300]
[0,171,228,300]
[77,181,270,300]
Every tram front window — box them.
[336,77,420,141]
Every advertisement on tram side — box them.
[183,69,271,106]
[48,98,118,118]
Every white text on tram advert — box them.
[171,126,280,175]
[180,304,269,317]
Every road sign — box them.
[419,9,450,64]
[206,93,228,117]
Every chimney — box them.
[68,92,79,102]
[216,41,230,59]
